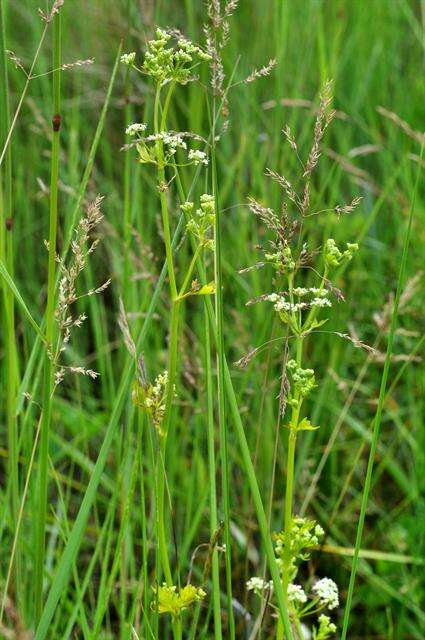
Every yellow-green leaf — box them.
[195,282,216,296]
[297,417,319,431]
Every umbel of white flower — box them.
[287,583,307,604]
[312,577,339,610]
[188,149,209,165]
[246,576,272,594]
[125,122,147,136]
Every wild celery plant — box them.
[243,81,362,639]
[122,29,214,637]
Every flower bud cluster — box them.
[184,194,215,251]
[120,52,136,65]
[275,517,324,577]
[314,614,337,639]
[324,238,358,268]
[131,28,211,86]
[132,370,175,436]
[287,359,316,402]
[265,243,295,274]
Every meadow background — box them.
[0,0,424,638]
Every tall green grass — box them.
[0,1,423,638]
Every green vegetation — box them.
[0,1,423,639]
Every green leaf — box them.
[310,318,328,330]
[297,417,320,431]
[179,281,216,300]
[0,258,45,342]
[195,282,216,295]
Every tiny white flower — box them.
[121,52,136,65]
[125,122,147,136]
[275,298,291,312]
[293,287,308,296]
[311,297,332,308]
[313,578,339,610]
[287,583,307,604]
[315,524,324,537]
[246,576,272,593]
[188,149,209,165]
[309,287,327,296]
[266,293,279,302]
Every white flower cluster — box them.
[188,149,209,165]
[287,583,307,604]
[246,576,273,594]
[294,287,332,307]
[265,286,332,314]
[125,122,147,136]
[311,297,331,308]
[265,293,308,314]
[147,131,187,152]
[312,578,339,610]
[121,52,136,65]
[293,287,326,297]
[132,130,211,170]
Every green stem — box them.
[178,244,202,297]
[211,123,236,640]
[0,0,21,607]
[204,302,222,640]
[123,67,133,309]
[278,311,304,640]
[34,11,61,623]
[154,82,177,298]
